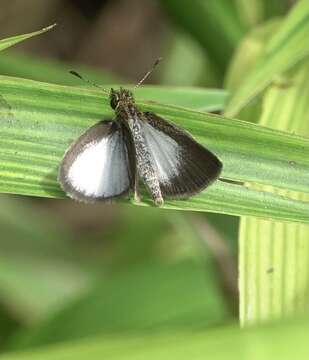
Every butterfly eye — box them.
[110,94,118,109]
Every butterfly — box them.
[58,62,222,205]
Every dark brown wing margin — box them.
[143,112,222,198]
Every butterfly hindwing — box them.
[58,120,132,202]
[140,112,222,198]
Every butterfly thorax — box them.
[110,87,134,111]
[110,88,139,123]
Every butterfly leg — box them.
[134,173,141,203]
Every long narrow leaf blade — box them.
[239,62,309,326]
[0,50,118,85]
[0,320,308,360]
[0,76,308,223]
[133,86,228,111]
[225,0,309,117]
[0,24,56,52]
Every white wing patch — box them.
[67,132,130,198]
[142,122,181,185]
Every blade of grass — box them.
[235,0,264,28]
[0,76,308,223]
[235,0,290,28]
[1,319,308,360]
[225,0,309,117]
[133,86,228,111]
[225,19,282,93]
[239,61,309,326]
[0,25,56,52]
[224,18,282,124]
[0,50,118,85]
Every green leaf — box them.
[224,18,282,124]
[0,25,56,52]
[0,76,309,223]
[239,61,309,326]
[225,19,282,92]
[133,86,228,111]
[1,319,308,360]
[235,0,290,28]
[235,0,265,28]
[0,50,118,85]
[225,0,309,117]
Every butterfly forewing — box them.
[141,112,222,198]
[58,120,132,202]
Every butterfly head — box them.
[110,87,134,110]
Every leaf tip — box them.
[42,23,57,32]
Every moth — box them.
[58,60,222,205]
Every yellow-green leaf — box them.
[1,319,308,360]
[225,0,309,117]
[239,61,309,326]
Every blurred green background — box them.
[0,0,240,353]
[0,1,308,359]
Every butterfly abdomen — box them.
[126,111,163,205]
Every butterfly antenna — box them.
[69,70,109,94]
[134,57,162,90]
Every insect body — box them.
[112,88,163,205]
[58,80,222,205]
